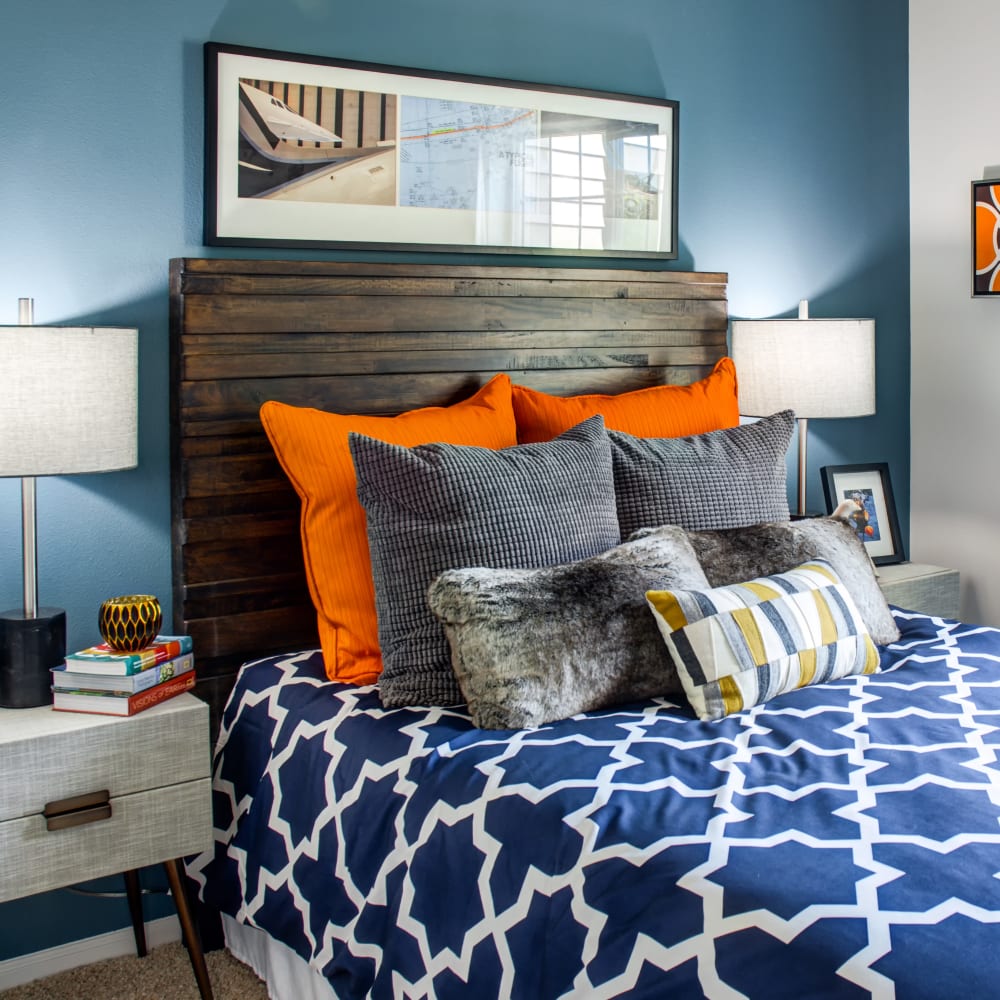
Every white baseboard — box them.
[0,914,181,991]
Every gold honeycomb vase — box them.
[98,595,163,652]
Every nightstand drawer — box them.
[0,775,212,902]
[878,562,960,619]
[0,695,209,823]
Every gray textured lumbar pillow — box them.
[349,415,621,708]
[680,516,900,645]
[428,525,710,729]
[611,410,794,538]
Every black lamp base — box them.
[0,608,66,709]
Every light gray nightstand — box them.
[877,562,961,619]
[0,693,214,998]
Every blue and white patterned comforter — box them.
[189,610,1000,998]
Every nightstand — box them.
[0,693,214,998]
[877,562,961,619]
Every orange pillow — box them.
[260,374,518,685]
[511,357,739,443]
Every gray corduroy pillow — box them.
[682,516,900,645]
[428,525,710,729]
[611,410,795,538]
[349,415,621,708]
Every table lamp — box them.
[0,299,138,708]
[730,300,875,517]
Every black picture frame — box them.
[973,178,1000,296]
[204,42,679,258]
[821,463,904,565]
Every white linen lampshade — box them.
[730,301,875,516]
[0,326,138,476]
[0,308,138,708]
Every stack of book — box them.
[51,635,195,716]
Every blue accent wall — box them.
[0,0,908,961]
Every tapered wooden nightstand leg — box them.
[164,858,214,1000]
[123,869,147,957]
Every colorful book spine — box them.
[63,635,194,676]
[52,652,194,695]
[52,670,196,717]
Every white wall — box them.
[910,1,1000,625]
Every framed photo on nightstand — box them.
[821,462,904,565]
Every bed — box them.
[173,259,1000,999]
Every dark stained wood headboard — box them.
[169,258,728,725]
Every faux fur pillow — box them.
[427,525,709,729]
[680,516,900,645]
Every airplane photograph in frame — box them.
[204,42,679,258]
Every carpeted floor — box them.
[0,942,269,1000]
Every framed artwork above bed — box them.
[204,42,678,258]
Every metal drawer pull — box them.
[43,789,112,831]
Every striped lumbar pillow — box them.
[646,560,880,721]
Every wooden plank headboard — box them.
[169,258,728,723]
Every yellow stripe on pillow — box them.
[811,588,840,646]
[797,646,817,687]
[718,674,744,716]
[647,590,689,631]
[800,561,839,585]
[741,580,785,602]
[731,606,768,666]
[863,637,880,674]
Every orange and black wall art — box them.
[973,179,1000,296]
